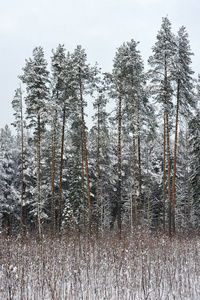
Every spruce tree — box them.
[0,126,21,234]
[11,86,24,237]
[189,105,200,226]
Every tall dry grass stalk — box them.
[1,230,200,299]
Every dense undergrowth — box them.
[1,230,200,299]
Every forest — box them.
[1,15,200,300]
[0,16,199,239]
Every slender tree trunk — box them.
[96,102,100,230]
[79,69,91,231]
[131,79,137,222]
[147,146,150,230]
[131,93,137,221]
[137,113,142,209]
[163,113,166,231]
[132,125,137,220]
[118,92,122,235]
[20,89,24,238]
[172,79,180,234]
[166,100,171,237]
[37,112,41,239]
[186,130,190,229]
[81,131,85,230]
[186,130,190,227]
[130,185,133,231]
[51,107,57,234]
[164,55,171,236]
[58,105,66,229]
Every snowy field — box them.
[1,231,200,299]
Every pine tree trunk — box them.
[131,94,137,221]
[132,125,137,220]
[37,112,41,239]
[81,131,85,230]
[58,105,66,230]
[172,79,180,234]
[164,55,171,236]
[137,114,142,209]
[131,79,137,222]
[96,102,100,231]
[79,69,91,232]
[186,130,190,227]
[118,92,122,235]
[147,146,150,229]
[163,113,166,232]
[166,98,171,237]
[20,89,24,238]
[51,107,57,234]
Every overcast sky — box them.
[0,0,200,131]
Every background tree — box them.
[11,86,24,237]
[62,96,85,232]
[0,126,21,235]
[89,81,113,231]
[189,105,200,227]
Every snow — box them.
[1,233,200,299]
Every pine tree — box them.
[50,44,68,232]
[57,50,75,230]
[148,17,176,235]
[107,47,125,233]
[171,26,195,233]
[70,45,99,232]
[20,46,50,238]
[121,39,148,217]
[108,40,148,231]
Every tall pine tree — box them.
[171,26,195,233]
[148,17,176,235]
[20,47,50,238]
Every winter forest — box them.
[1,16,199,237]
[1,16,200,300]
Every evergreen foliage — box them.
[0,17,199,237]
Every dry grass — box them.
[1,230,200,299]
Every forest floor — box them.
[1,230,200,299]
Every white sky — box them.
[0,0,200,131]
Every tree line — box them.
[0,17,199,238]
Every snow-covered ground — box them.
[1,231,200,299]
